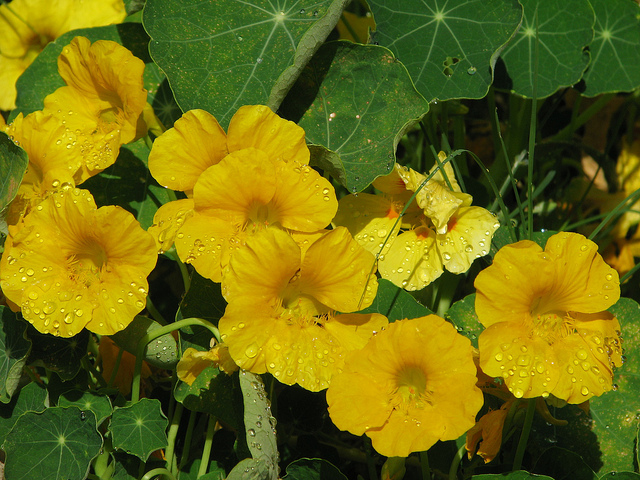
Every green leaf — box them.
[109,398,168,461]
[227,371,278,480]
[3,406,102,480]
[174,367,243,431]
[0,382,47,445]
[58,390,113,425]
[357,278,433,322]
[582,0,640,96]
[0,132,29,214]
[599,474,640,480]
[14,23,159,117]
[179,457,226,480]
[472,472,554,480]
[582,297,640,473]
[110,315,178,369]
[532,447,596,480]
[27,326,89,381]
[282,458,348,480]
[445,293,482,348]
[280,41,429,192]
[143,0,333,128]
[367,0,522,101]
[82,139,171,231]
[500,0,593,98]
[0,308,32,402]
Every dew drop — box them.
[467,66,477,75]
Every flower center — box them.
[395,365,428,404]
[529,297,575,344]
[67,240,108,287]
[248,202,279,228]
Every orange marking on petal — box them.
[447,216,458,231]
[386,206,400,219]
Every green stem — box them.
[140,468,176,480]
[197,415,216,478]
[82,356,108,389]
[363,436,378,480]
[107,347,124,389]
[267,0,351,111]
[548,93,615,142]
[179,410,198,469]
[420,451,431,480]
[448,444,466,480]
[146,295,167,325]
[620,260,640,284]
[512,398,536,471]
[131,318,220,402]
[165,403,183,474]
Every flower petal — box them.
[147,198,195,253]
[149,109,228,192]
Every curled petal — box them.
[147,198,195,253]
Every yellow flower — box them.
[176,345,238,385]
[475,232,623,403]
[0,0,125,110]
[0,188,157,337]
[149,107,337,281]
[326,315,483,457]
[219,227,384,391]
[465,401,512,464]
[43,36,147,181]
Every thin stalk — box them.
[140,468,176,480]
[146,295,167,325]
[364,436,379,480]
[420,451,431,480]
[165,402,183,474]
[339,13,363,43]
[82,356,107,389]
[179,410,198,469]
[548,94,615,142]
[197,416,216,478]
[588,188,640,241]
[107,347,125,388]
[527,13,540,240]
[132,318,220,402]
[512,398,536,470]
[448,444,466,480]
[620,260,640,284]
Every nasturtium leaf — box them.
[83,139,171,230]
[599,474,640,480]
[14,23,161,118]
[582,0,640,96]
[0,382,47,445]
[179,457,227,480]
[59,390,113,425]
[0,307,31,402]
[532,447,596,480]
[174,366,243,431]
[472,473,554,480]
[3,406,102,480]
[109,398,168,461]
[177,271,226,352]
[0,132,28,215]
[282,458,348,480]
[281,41,428,192]
[445,293,482,347]
[581,297,640,473]
[109,315,178,369]
[499,0,593,98]
[226,371,278,480]
[367,0,522,102]
[143,0,332,128]
[357,278,433,322]
[27,326,89,381]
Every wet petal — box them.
[147,198,195,253]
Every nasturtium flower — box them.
[148,105,337,281]
[326,315,483,457]
[42,36,147,181]
[0,0,126,110]
[219,227,384,391]
[475,232,623,403]
[465,400,513,463]
[177,345,238,385]
[4,111,82,225]
[0,188,157,337]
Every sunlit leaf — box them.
[367,0,522,101]
[445,293,482,348]
[281,41,429,192]
[3,406,102,480]
[582,0,640,96]
[0,132,28,216]
[59,390,113,425]
[499,0,593,98]
[357,278,433,322]
[143,0,333,128]
[109,398,168,461]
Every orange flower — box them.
[475,232,622,403]
[327,315,483,457]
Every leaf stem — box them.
[512,397,536,470]
[420,451,431,480]
[267,0,352,111]
[448,444,466,480]
[165,402,183,474]
[197,415,216,478]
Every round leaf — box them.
[3,406,102,480]
[109,398,168,461]
[59,390,113,425]
[357,278,433,322]
[368,0,522,101]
